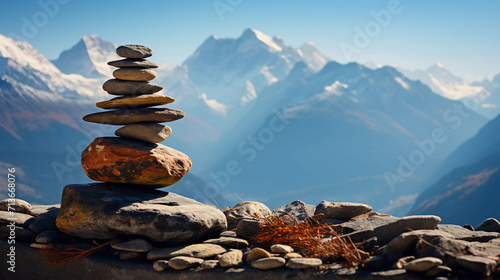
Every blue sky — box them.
[0,0,499,81]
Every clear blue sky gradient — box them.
[0,0,499,81]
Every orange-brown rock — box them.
[81,137,191,186]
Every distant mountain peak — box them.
[433,62,445,68]
[239,28,282,52]
[52,34,118,78]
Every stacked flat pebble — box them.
[81,44,191,187]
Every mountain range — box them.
[397,63,500,119]
[0,29,497,220]
[409,113,500,225]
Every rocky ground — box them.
[1,197,499,280]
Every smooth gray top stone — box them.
[272,200,315,221]
[102,79,163,95]
[116,45,152,59]
[108,58,158,68]
[314,201,372,220]
[0,198,31,214]
[476,218,500,233]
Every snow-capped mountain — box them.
[52,35,119,78]
[173,28,328,111]
[397,63,499,119]
[397,63,484,100]
[205,61,487,213]
[0,30,492,216]
[0,33,102,100]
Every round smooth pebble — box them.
[108,58,158,68]
[217,250,243,268]
[113,68,157,81]
[115,123,171,144]
[405,257,443,272]
[220,231,238,238]
[246,248,272,263]
[251,257,286,270]
[283,252,303,260]
[96,94,174,109]
[102,79,163,95]
[116,44,152,59]
[0,198,31,214]
[270,244,293,254]
[153,260,169,271]
[168,256,204,270]
[287,258,323,269]
[83,108,184,125]
[147,244,226,260]
[35,230,59,244]
[111,238,153,252]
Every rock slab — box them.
[102,79,163,95]
[314,201,372,220]
[56,183,227,244]
[81,137,191,186]
[108,58,158,68]
[115,123,171,144]
[83,108,184,125]
[96,94,174,109]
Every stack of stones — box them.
[55,45,227,244]
[82,44,188,186]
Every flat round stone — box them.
[96,94,175,109]
[83,108,184,125]
[108,58,158,68]
[103,79,163,95]
[115,123,171,143]
[116,44,152,59]
[113,68,157,82]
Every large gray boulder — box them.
[224,201,271,230]
[56,183,227,244]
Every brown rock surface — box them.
[115,123,171,143]
[96,94,174,109]
[113,68,157,81]
[83,108,184,125]
[108,58,158,68]
[81,137,191,186]
[102,79,163,95]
